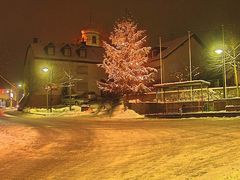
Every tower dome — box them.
[81,29,101,47]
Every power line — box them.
[0,73,16,89]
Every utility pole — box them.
[222,25,227,98]
[188,31,192,81]
[158,36,164,102]
[159,36,163,84]
[233,47,240,97]
[46,87,49,111]
[69,75,72,111]
[188,31,193,101]
[49,67,53,113]
[227,43,240,97]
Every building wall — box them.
[149,38,205,83]
[24,47,106,107]
[24,47,35,95]
[31,59,105,95]
[162,42,190,82]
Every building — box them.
[0,76,18,107]
[22,30,209,108]
[0,81,11,107]
[149,33,207,83]
[22,29,105,108]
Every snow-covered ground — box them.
[0,120,39,158]
[23,104,144,119]
[1,114,240,179]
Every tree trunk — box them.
[123,94,128,111]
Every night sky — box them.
[0,0,240,83]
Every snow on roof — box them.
[151,33,204,61]
[29,42,104,64]
[154,80,211,89]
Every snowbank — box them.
[23,104,143,119]
[110,104,144,119]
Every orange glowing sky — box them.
[0,0,240,84]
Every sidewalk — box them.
[146,111,240,118]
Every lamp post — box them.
[214,25,228,98]
[215,48,227,98]
[16,83,24,107]
[9,89,13,108]
[215,46,240,97]
[42,67,53,112]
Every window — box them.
[92,36,97,44]
[63,48,71,56]
[45,43,55,55]
[47,47,55,55]
[76,65,88,75]
[79,48,87,58]
[62,44,71,56]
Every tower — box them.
[81,29,101,47]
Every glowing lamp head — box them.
[215,49,223,55]
[42,67,49,73]
[18,84,22,88]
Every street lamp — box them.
[215,47,240,97]
[214,48,227,98]
[42,67,49,73]
[41,67,52,112]
[16,83,24,107]
[215,49,223,55]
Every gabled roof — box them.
[28,42,104,64]
[151,33,204,61]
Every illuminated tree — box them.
[98,17,157,98]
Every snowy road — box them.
[1,113,240,179]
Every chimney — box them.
[33,38,39,43]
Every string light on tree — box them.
[98,17,157,96]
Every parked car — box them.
[62,92,97,106]
[81,91,97,101]
[62,94,88,106]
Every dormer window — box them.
[45,43,55,55]
[62,45,71,56]
[80,48,87,58]
[77,47,87,58]
[92,36,97,44]
[64,48,71,56]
